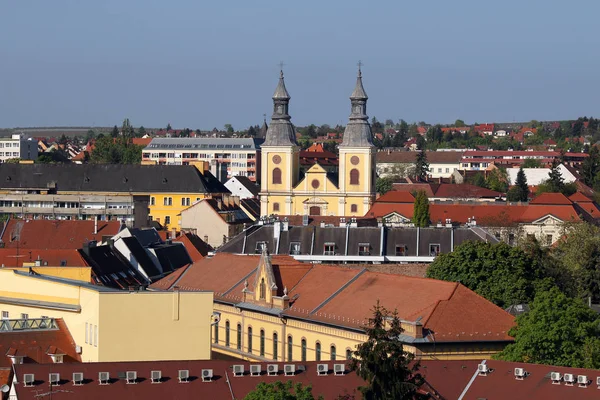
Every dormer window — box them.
[395,245,407,256]
[324,242,335,256]
[259,278,266,300]
[289,242,301,255]
[255,241,267,254]
[429,244,441,256]
[358,243,370,256]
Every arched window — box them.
[259,278,266,300]
[273,332,279,360]
[350,204,358,213]
[287,335,293,362]
[214,319,219,344]
[330,345,336,361]
[260,330,265,357]
[272,168,282,184]
[236,324,242,350]
[225,321,230,347]
[346,348,353,360]
[247,327,253,354]
[273,202,280,212]
[350,169,359,185]
[315,342,321,361]
[301,339,307,362]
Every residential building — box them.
[142,138,263,181]
[0,134,37,162]
[0,163,229,229]
[151,252,515,363]
[260,68,376,217]
[0,268,213,363]
[180,195,253,248]
[376,151,464,179]
[460,150,588,170]
[217,219,496,263]
[388,183,503,202]
[506,164,577,186]
[299,143,339,173]
[224,176,259,199]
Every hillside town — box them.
[0,63,599,400]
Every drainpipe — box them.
[416,227,420,257]
[379,225,385,256]
[344,225,349,256]
[451,227,454,252]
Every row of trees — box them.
[427,221,600,368]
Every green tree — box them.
[415,135,425,150]
[485,168,508,192]
[496,287,600,368]
[166,123,172,131]
[137,126,146,137]
[58,134,68,145]
[111,125,119,138]
[454,119,465,127]
[547,159,564,192]
[36,149,70,164]
[224,124,234,133]
[581,145,600,186]
[376,177,394,195]
[507,167,529,202]
[351,302,425,400]
[247,126,257,137]
[244,381,323,400]
[414,151,429,181]
[412,190,430,227]
[522,158,542,168]
[306,124,317,138]
[427,241,548,307]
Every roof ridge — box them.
[310,268,367,314]
[222,266,258,297]
[165,263,192,290]
[422,282,460,326]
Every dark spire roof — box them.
[257,116,268,139]
[340,66,374,148]
[263,70,297,147]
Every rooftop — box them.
[144,137,263,150]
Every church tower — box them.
[259,70,300,216]
[338,65,377,215]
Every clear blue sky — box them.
[1,0,598,129]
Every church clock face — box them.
[272,155,282,164]
[350,156,360,165]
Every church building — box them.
[259,68,377,217]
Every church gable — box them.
[294,163,339,192]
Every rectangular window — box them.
[508,233,515,246]
[181,198,190,206]
[255,241,267,254]
[437,168,442,173]
[237,325,242,350]
[150,197,155,206]
[445,168,449,173]
[89,324,93,345]
[85,322,89,344]
[21,313,28,320]
[289,242,301,255]
[165,216,171,225]
[395,245,407,256]
[429,244,441,256]
[546,234,553,245]
[358,243,370,256]
[94,325,98,347]
[323,242,335,256]
[1,311,8,319]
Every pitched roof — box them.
[226,176,260,196]
[433,184,502,198]
[529,192,572,205]
[376,151,464,164]
[174,233,212,262]
[568,191,593,203]
[0,249,88,268]
[0,220,121,249]
[0,164,229,194]
[376,191,415,203]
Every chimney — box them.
[171,228,177,240]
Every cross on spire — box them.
[357,60,363,76]
[278,61,285,77]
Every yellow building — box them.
[260,68,376,217]
[0,268,214,362]
[150,252,515,363]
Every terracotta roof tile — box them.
[376,151,464,164]
[174,233,212,262]
[0,249,88,267]
[529,192,572,205]
[433,184,501,198]
[568,191,593,203]
[376,191,415,203]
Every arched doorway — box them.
[309,206,321,216]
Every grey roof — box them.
[263,70,298,147]
[257,118,268,139]
[0,164,229,194]
[340,68,374,148]
[144,137,262,150]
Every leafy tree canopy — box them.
[496,287,600,368]
[244,381,323,400]
[412,190,430,228]
[376,177,394,195]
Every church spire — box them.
[263,68,297,146]
[340,64,374,147]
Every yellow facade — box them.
[148,192,212,229]
[0,269,213,362]
[10,266,92,282]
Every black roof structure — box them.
[0,164,229,194]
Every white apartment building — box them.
[0,134,38,162]
[142,138,262,182]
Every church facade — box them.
[259,68,376,217]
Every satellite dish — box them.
[0,384,9,393]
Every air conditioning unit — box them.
[317,363,328,376]
[75,345,82,354]
[334,364,345,376]
[596,376,600,387]
[578,375,588,386]
[250,365,261,376]
[514,368,525,379]
[23,374,35,387]
[178,370,190,383]
[73,372,84,386]
[284,364,295,376]
[267,364,278,376]
[126,371,137,384]
[151,370,162,383]
[477,363,489,375]
[564,373,575,385]
[98,372,110,385]
[550,372,562,384]
[202,369,213,382]
[232,365,244,377]
[49,373,60,385]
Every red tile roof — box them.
[392,183,435,197]
[376,151,464,164]
[0,249,88,267]
[433,184,502,198]
[0,318,81,369]
[174,233,212,262]
[0,220,121,249]
[529,192,572,205]
[376,191,415,203]
[568,192,593,203]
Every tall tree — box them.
[166,123,172,131]
[224,124,234,133]
[414,151,429,181]
[415,135,425,151]
[350,302,425,400]
[507,167,529,202]
[546,159,564,192]
[581,145,600,186]
[110,125,119,138]
[412,190,430,228]
[496,287,600,368]
[137,126,146,137]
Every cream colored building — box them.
[0,268,213,362]
[259,68,376,217]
